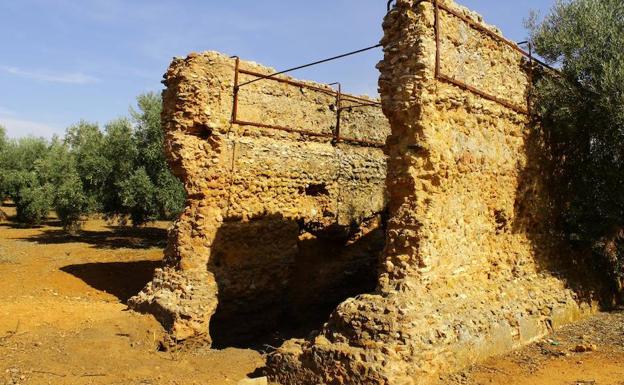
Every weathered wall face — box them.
[266,1,600,384]
[128,52,391,345]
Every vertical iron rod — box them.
[335,83,342,144]
[232,56,240,122]
[434,0,441,77]
[528,42,534,117]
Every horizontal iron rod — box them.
[237,44,383,88]
[419,0,559,73]
[437,73,528,115]
[231,119,385,148]
[339,101,382,111]
[237,68,382,106]
[431,0,528,115]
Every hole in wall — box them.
[208,216,384,350]
[299,183,330,197]
[189,123,212,139]
[494,209,509,234]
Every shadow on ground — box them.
[61,260,161,302]
[0,218,62,229]
[18,226,168,250]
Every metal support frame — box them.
[430,0,530,115]
[333,82,342,144]
[226,0,557,147]
[230,58,385,148]
[236,44,382,89]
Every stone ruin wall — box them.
[129,51,391,346]
[129,0,611,383]
[266,1,602,384]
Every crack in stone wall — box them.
[128,52,391,346]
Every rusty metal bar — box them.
[335,83,342,144]
[436,1,529,58]
[434,0,441,78]
[339,101,383,111]
[529,42,534,116]
[435,1,558,72]
[231,119,384,148]
[237,68,381,106]
[239,68,336,97]
[232,56,240,122]
[425,0,557,72]
[228,40,385,149]
[237,44,382,88]
[429,0,529,115]
[232,119,333,139]
[341,96,381,106]
[231,61,384,148]
[436,74,528,115]
[519,41,535,117]
[340,137,385,148]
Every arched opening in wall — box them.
[208,215,385,350]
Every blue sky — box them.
[0,0,554,138]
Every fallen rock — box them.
[572,344,598,353]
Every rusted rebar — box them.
[237,44,382,88]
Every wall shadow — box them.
[511,116,616,306]
[208,216,384,351]
[19,226,168,250]
[61,260,162,302]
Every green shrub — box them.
[15,183,53,225]
[54,173,89,232]
[118,167,158,226]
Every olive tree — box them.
[0,93,185,229]
[1,137,52,225]
[528,0,624,289]
[131,92,185,221]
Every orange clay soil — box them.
[438,309,624,385]
[0,203,622,385]
[0,204,263,385]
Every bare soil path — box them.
[438,309,624,385]
[0,203,622,385]
[0,205,263,385]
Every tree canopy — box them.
[0,93,185,230]
[529,0,624,286]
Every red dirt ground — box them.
[1,203,622,385]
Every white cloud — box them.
[0,65,100,85]
[0,116,61,138]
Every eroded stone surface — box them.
[131,1,611,382]
[128,52,391,345]
[265,1,604,384]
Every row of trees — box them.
[0,93,185,230]
[528,0,624,285]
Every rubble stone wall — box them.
[128,52,391,345]
[266,1,601,384]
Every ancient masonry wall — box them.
[129,52,391,345]
[266,1,600,384]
